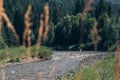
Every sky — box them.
[107,0,120,4]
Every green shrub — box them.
[0,46,53,63]
[31,46,53,58]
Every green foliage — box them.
[1,0,119,51]
[46,22,55,46]
[0,30,7,49]
[95,0,112,19]
[0,37,6,49]
[3,0,78,46]
[74,0,85,14]
[97,13,116,51]
[107,23,118,51]
[83,17,97,50]
[31,46,53,58]
[2,26,17,47]
[53,11,117,51]
[53,13,81,50]
[0,46,53,63]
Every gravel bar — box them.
[0,51,107,80]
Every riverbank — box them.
[0,51,107,80]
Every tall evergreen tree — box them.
[97,13,111,51]
[95,0,111,19]
[74,0,85,14]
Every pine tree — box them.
[74,0,85,14]
[97,13,111,51]
[95,0,111,19]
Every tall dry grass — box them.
[0,0,19,79]
[35,3,49,58]
[39,71,44,80]
[27,29,32,61]
[75,73,81,80]
[49,64,56,80]
[115,45,120,80]
[1,67,5,80]
[23,5,32,47]
[90,19,100,51]
[23,5,32,60]
[0,1,51,80]
[43,3,49,44]
[0,0,4,30]
[0,0,19,45]
[0,0,4,49]
[115,13,120,80]
[35,14,44,58]
[2,13,20,45]
[80,0,94,51]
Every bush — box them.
[0,46,53,63]
[31,46,53,58]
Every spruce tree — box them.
[95,0,111,19]
[97,13,111,51]
[74,0,85,14]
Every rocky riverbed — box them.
[0,51,107,80]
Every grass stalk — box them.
[43,3,49,44]
[23,5,32,47]
[1,67,5,80]
[80,0,94,51]
[35,14,44,58]
[49,64,56,80]
[115,46,120,80]
[2,13,19,45]
[90,19,100,51]
[39,71,44,80]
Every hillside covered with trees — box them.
[0,0,120,51]
[107,0,120,4]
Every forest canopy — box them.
[0,0,120,51]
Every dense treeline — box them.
[0,0,120,51]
